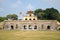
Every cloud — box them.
[26,3,34,11]
[0,8,4,13]
[11,3,19,8]
[0,0,5,3]
[41,0,53,2]
[16,0,21,4]
[11,0,21,8]
[41,0,60,4]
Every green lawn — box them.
[0,30,60,40]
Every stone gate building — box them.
[3,11,58,30]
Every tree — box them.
[6,14,18,20]
[57,14,60,22]
[34,9,45,20]
[44,8,59,20]
[37,12,45,20]
[34,8,60,22]
[34,9,44,16]
[0,17,7,22]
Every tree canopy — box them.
[6,14,18,20]
[0,17,7,22]
[34,8,60,22]
[0,14,18,22]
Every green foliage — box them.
[6,14,18,20]
[34,9,44,16]
[37,12,45,20]
[57,14,60,22]
[0,17,7,22]
[34,8,60,22]
[44,8,59,20]
[0,14,18,22]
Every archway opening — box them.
[29,25,32,29]
[29,14,31,16]
[25,18,27,20]
[29,18,31,20]
[58,28,60,30]
[11,25,14,29]
[23,25,27,29]
[33,18,35,20]
[34,25,37,30]
[47,26,50,30]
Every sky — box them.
[0,0,60,19]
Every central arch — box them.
[47,26,50,30]
[29,25,32,29]
[11,25,14,29]
[23,25,27,29]
[34,25,37,30]
[29,18,31,20]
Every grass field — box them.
[0,30,60,40]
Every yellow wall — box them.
[23,13,37,20]
[23,16,37,20]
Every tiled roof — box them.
[27,11,34,14]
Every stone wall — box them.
[3,20,58,30]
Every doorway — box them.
[34,25,37,30]
[23,25,27,29]
[47,26,50,30]
[11,25,14,29]
[29,25,32,29]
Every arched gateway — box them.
[47,26,51,30]
[11,25,14,29]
